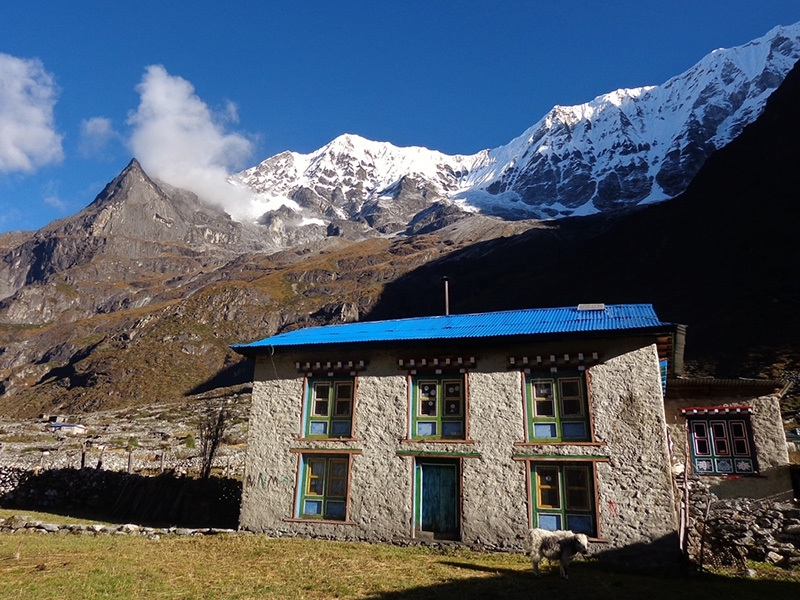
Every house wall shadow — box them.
[361,553,799,600]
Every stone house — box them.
[232,303,791,561]
[664,377,793,500]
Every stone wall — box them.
[0,466,241,529]
[686,480,800,569]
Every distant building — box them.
[49,423,87,436]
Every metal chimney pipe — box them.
[442,276,450,316]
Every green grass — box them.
[0,508,113,527]
[0,524,797,599]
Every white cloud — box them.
[79,116,120,157]
[127,65,259,219]
[43,192,67,211]
[0,53,63,173]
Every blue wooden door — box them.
[419,462,459,538]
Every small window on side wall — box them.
[687,416,756,475]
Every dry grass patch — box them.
[0,531,797,600]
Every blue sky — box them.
[1,1,799,233]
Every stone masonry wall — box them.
[686,480,800,569]
[239,337,680,562]
[585,343,679,561]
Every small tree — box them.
[199,407,228,480]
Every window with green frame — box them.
[298,455,349,520]
[525,374,589,442]
[411,376,465,439]
[305,378,354,438]
[531,463,595,536]
[688,416,756,475]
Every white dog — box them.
[522,528,589,579]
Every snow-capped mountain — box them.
[235,23,800,229]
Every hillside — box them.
[0,30,799,419]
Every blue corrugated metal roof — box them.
[232,304,673,352]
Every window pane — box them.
[561,398,582,417]
[420,401,437,416]
[695,439,710,455]
[307,459,325,495]
[560,380,580,398]
[309,421,328,435]
[534,423,557,438]
[315,384,330,399]
[442,421,463,437]
[303,500,322,515]
[538,514,561,530]
[330,460,347,478]
[564,467,587,487]
[567,489,589,510]
[417,422,437,436]
[330,421,351,437]
[314,400,329,416]
[419,382,437,398]
[714,438,729,456]
[695,458,714,473]
[325,501,346,519]
[540,488,561,508]
[730,421,746,438]
[309,458,325,476]
[732,439,749,456]
[565,467,590,510]
[445,399,462,415]
[329,478,347,497]
[333,382,353,416]
[562,422,587,439]
[418,381,438,416]
[567,514,593,534]
[533,381,553,399]
[444,381,461,399]
[537,468,561,509]
[535,399,555,417]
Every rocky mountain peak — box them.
[234,23,800,226]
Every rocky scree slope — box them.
[0,165,530,417]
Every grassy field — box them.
[0,513,798,599]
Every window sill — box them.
[294,437,360,442]
[514,441,606,447]
[283,518,357,526]
[401,438,476,444]
[588,537,610,544]
[694,472,763,478]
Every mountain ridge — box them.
[235,23,800,229]
[0,25,799,416]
